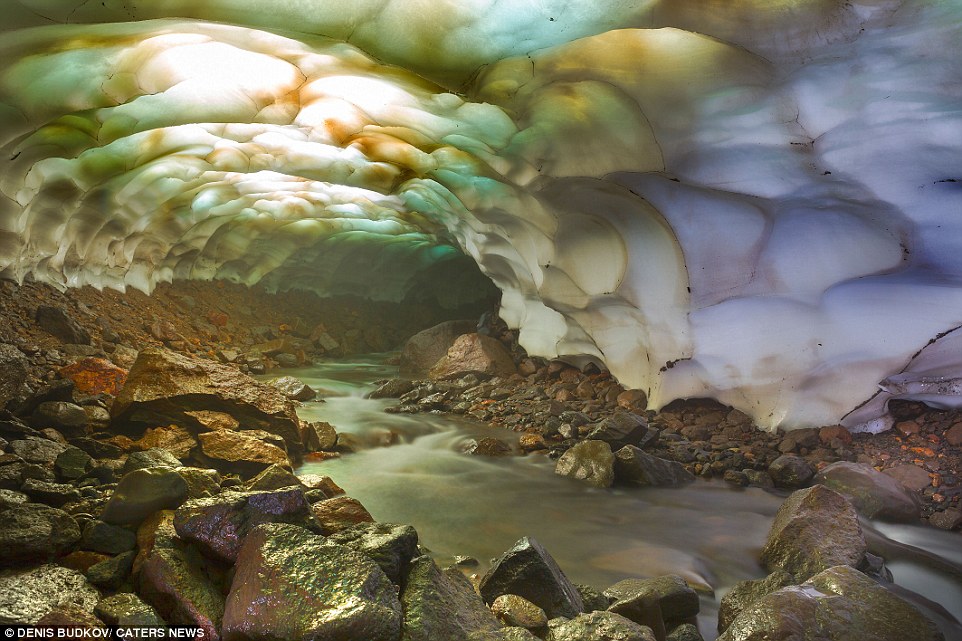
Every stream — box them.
[275,354,962,641]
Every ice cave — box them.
[2,0,962,433]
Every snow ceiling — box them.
[1,0,961,431]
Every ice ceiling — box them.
[2,0,961,431]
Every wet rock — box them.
[36,306,90,345]
[465,437,513,457]
[223,523,402,641]
[492,594,548,630]
[244,463,302,492]
[946,422,962,447]
[761,485,866,581]
[173,487,321,564]
[269,376,316,401]
[299,473,344,497]
[100,467,189,525]
[577,584,612,613]
[767,454,815,489]
[0,488,29,510]
[716,570,793,633]
[197,429,290,477]
[301,420,338,452]
[883,464,932,492]
[587,411,649,449]
[0,344,28,408]
[616,389,648,412]
[55,446,94,481]
[0,504,80,566]
[399,320,477,377]
[369,379,417,399]
[556,440,615,488]
[666,623,703,641]
[929,508,962,530]
[605,575,699,631]
[0,564,99,624]
[111,347,302,455]
[717,565,945,641]
[814,461,921,522]
[80,520,136,554]
[133,425,197,459]
[59,358,128,396]
[86,550,135,589]
[31,401,89,434]
[0,462,24,491]
[9,436,67,464]
[480,536,584,619]
[312,495,375,534]
[36,603,103,627]
[14,380,74,420]
[546,611,658,641]
[21,478,82,506]
[519,433,547,451]
[614,446,695,487]
[70,437,122,459]
[401,554,503,641]
[95,593,166,627]
[326,522,419,585]
[429,333,517,380]
[135,511,225,639]
[122,447,182,475]
[175,467,222,499]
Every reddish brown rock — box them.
[428,333,516,380]
[399,320,476,377]
[197,430,290,477]
[59,358,128,396]
[312,496,375,534]
[945,422,962,447]
[883,464,932,491]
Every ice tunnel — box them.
[1,0,961,432]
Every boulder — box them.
[814,461,921,522]
[716,570,793,633]
[399,320,477,377]
[135,510,225,639]
[222,523,402,641]
[929,508,962,531]
[429,333,517,380]
[55,446,94,481]
[718,565,945,641]
[0,504,80,566]
[95,593,166,627]
[36,603,104,627]
[614,446,694,487]
[122,447,182,475]
[666,624,702,641]
[36,306,90,345]
[175,467,222,499]
[761,485,866,581]
[173,487,321,563]
[299,473,345,497]
[464,437,513,457]
[269,376,316,401]
[0,564,99,624]
[605,575,699,632]
[244,463,303,492]
[9,436,67,464]
[86,550,135,589]
[401,555,504,641]
[21,478,82,506]
[197,429,290,477]
[100,467,189,525]
[80,520,137,555]
[767,454,815,489]
[311,495,375,534]
[492,594,549,630]
[326,522,419,585]
[587,411,649,449]
[0,344,28,408]
[302,420,338,452]
[546,611,658,641]
[555,440,615,488]
[110,347,302,454]
[883,464,932,492]
[59,358,128,396]
[133,425,197,459]
[480,536,584,619]
[0,488,29,510]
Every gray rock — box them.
[399,320,477,377]
[555,440,615,488]
[465,437,513,457]
[100,467,189,525]
[0,564,99,624]
[605,575,699,629]
[301,420,338,452]
[929,508,962,531]
[883,464,932,492]
[614,446,695,487]
[174,466,222,499]
[761,485,866,581]
[270,376,316,401]
[223,523,401,641]
[428,333,517,380]
[401,555,504,641]
[0,504,80,566]
[0,488,29,510]
[666,623,703,641]
[814,461,921,522]
[244,463,303,492]
[70,437,122,459]
[81,520,137,554]
[717,565,945,641]
[36,306,91,345]
[326,522,419,585]
[0,344,28,408]
[546,611,658,641]
[173,487,321,563]
[122,448,182,475]
[21,478,82,507]
[716,570,793,633]
[55,446,94,481]
[576,584,612,612]
[31,402,89,433]
[480,536,584,619]
[86,550,135,589]
[587,411,649,449]
[274,353,299,368]
[95,593,166,627]
[768,454,815,489]
[9,437,67,464]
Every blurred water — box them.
[272,354,962,641]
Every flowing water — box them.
[275,354,962,641]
